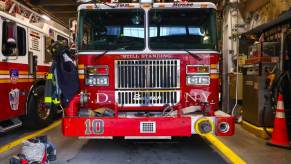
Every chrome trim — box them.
[85,75,109,86]
[186,75,210,86]
[124,136,172,140]
[140,121,156,133]
[77,50,219,55]
[78,136,113,139]
[115,59,180,89]
[115,90,180,106]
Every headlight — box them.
[187,76,210,85]
[86,76,109,86]
[96,76,108,85]
[85,65,109,86]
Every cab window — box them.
[2,21,27,56]
[44,36,54,63]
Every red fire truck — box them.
[0,0,69,132]
[63,0,235,138]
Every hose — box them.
[162,104,174,116]
[262,71,291,137]
[262,65,279,137]
[262,106,271,137]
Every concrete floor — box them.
[0,128,34,147]
[2,123,291,164]
[0,125,227,164]
[218,125,291,164]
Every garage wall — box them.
[241,0,291,31]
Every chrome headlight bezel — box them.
[85,75,109,86]
[186,75,210,86]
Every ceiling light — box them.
[41,15,51,21]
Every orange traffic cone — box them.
[267,93,291,149]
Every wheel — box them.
[23,85,55,129]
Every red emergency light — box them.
[86,65,108,75]
[96,66,108,75]
[186,65,210,74]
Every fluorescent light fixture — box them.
[41,15,51,21]
[139,0,153,3]
[77,0,92,3]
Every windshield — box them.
[149,8,217,50]
[78,9,145,51]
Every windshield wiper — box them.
[102,2,115,8]
[184,49,202,61]
[95,50,110,59]
[84,0,115,9]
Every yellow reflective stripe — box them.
[47,73,53,80]
[0,120,61,154]
[45,97,60,104]
[44,97,52,103]
[52,98,60,104]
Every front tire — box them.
[23,85,54,129]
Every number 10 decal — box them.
[85,119,104,135]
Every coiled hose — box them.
[263,71,291,137]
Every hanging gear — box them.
[44,41,80,110]
[55,45,80,106]
[44,63,61,110]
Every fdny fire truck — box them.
[0,0,69,132]
[63,0,235,138]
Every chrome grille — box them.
[115,59,180,89]
[116,90,180,106]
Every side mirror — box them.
[7,38,16,49]
[3,38,16,56]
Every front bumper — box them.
[62,115,234,137]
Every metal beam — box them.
[51,11,77,14]
[39,3,76,7]
[53,13,78,18]
[29,0,76,6]
[42,6,77,12]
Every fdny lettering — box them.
[185,90,210,102]
[172,2,193,8]
[121,54,169,59]
[85,119,104,135]
[96,93,109,103]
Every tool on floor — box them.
[9,136,57,164]
[267,93,291,149]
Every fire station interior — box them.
[0,0,291,164]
